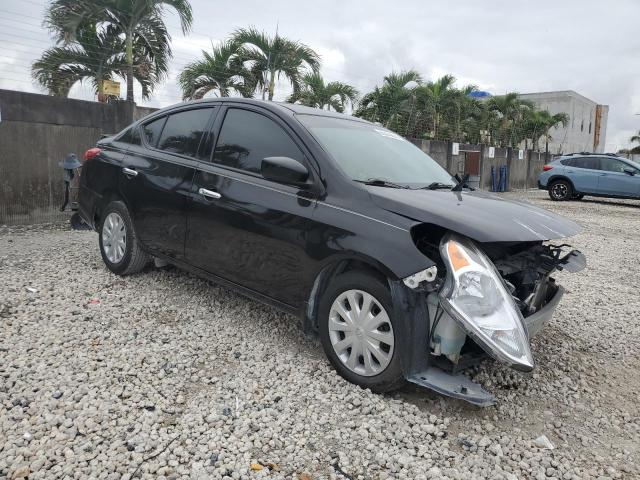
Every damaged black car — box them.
[79,98,586,406]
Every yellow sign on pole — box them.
[102,80,121,97]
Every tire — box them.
[548,179,572,201]
[98,200,150,275]
[318,271,404,393]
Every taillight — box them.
[83,147,101,162]
[542,165,553,171]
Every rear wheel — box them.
[548,179,572,201]
[318,271,404,392]
[98,200,150,275]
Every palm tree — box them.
[410,75,466,139]
[631,131,640,145]
[179,40,255,100]
[32,23,163,99]
[355,70,422,132]
[45,0,192,102]
[230,27,320,101]
[287,72,358,112]
[486,92,534,147]
[525,110,569,152]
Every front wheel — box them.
[548,179,572,201]
[318,271,404,392]
[98,200,150,275]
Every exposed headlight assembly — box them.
[439,234,534,371]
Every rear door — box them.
[596,157,640,197]
[120,106,217,260]
[564,157,600,193]
[185,105,321,307]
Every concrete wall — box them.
[0,90,156,224]
[409,138,549,191]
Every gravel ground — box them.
[1,190,639,480]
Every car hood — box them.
[368,187,581,242]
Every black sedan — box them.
[79,98,585,406]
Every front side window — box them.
[157,108,214,157]
[143,116,166,148]
[600,157,633,173]
[213,108,305,174]
[297,114,454,187]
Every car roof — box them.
[555,154,640,168]
[146,97,371,124]
[557,153,624,160]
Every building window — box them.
[589,122,592,134]
[580,120,584,132]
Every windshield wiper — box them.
[452,173,471,192]
[354,178,409,189]
[424,182,455,190]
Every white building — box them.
[518,90,608,154]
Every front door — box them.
[596,157,640,197]
[185,106,320,308]
[120,107,217,259]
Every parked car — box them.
[539,153,640,201]
[79,98,585,406]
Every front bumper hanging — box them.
[389,278,567,407]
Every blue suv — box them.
[539,153,640,201]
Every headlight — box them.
[439,234,534,371]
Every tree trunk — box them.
[126,30,134,102]
[268,69,275,101]
[97,70,105,103]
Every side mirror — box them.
[623,168,636,176]
[261,156,309,186]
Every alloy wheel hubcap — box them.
[328,289,394,377]
[552,183,567,199]
[102,212,126,264]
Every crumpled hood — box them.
[369,187,581,242]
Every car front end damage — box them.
[391,232,586,406]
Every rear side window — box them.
[143,117,166,147]
[157,108,214,157]
[572,157,599,170]
[212,108,304,174]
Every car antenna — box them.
[452,173,470,192]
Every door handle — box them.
[122,167,138,178]
[198,187,222,200]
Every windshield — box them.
[297,114,455,188]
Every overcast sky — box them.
[1,0,638,151]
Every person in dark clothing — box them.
[60,153,81,211]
